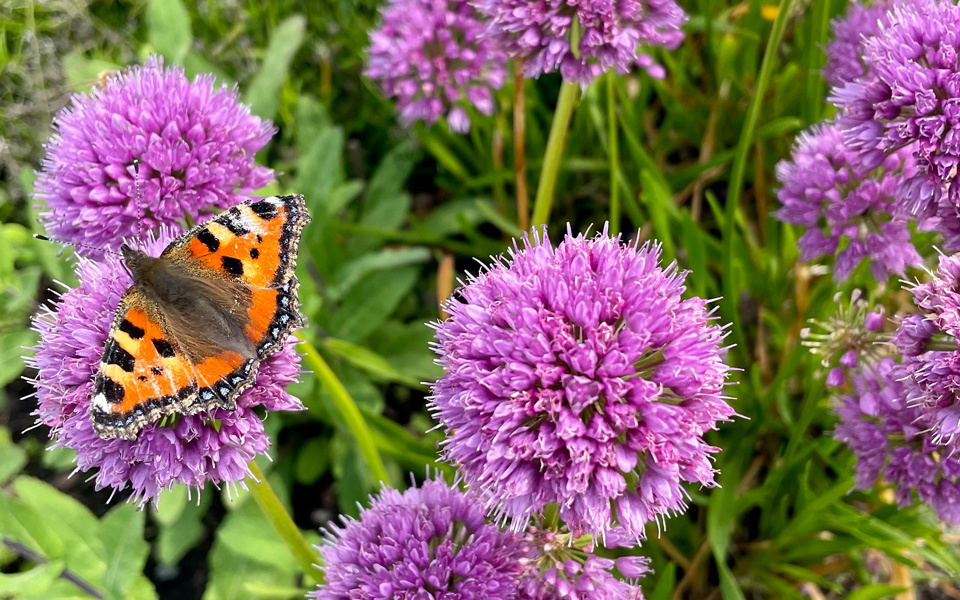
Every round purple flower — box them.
[823,1,895,88]
[34,55,275,258]
[834,358,960,525]
[25,230,302,505]
[430,227,735,541]
[893,252,960,448]
[473,0,687,84]
[774,121,922,282]
[313,477,527,600]
[365,0,507,132]
[830,0,960,248]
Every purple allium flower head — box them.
[834,358,960,525]
[34,56,275,258]
[774,122,921,282]
[313,476,527,600]
[430,226,735,541]
[823,1,895,88]
[893,252,960,448]
[472,0,687,85]
[26,229,302,505]
[365,0,507,133]
[830,0,960,248]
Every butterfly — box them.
[91,194,310,441]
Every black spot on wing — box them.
[249,248,259,259]
[249,199,279,220]
[103,340,135,372]
[196,228,220,252]
[95,373,125,404]
[119,319,145,340]
[152,338,176,358]
[220,212,250,236]
[221,256,244,276]
[151,366,164,375]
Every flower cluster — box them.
[365,0,507,132]
[830,0,960,249]
[833,358,960,525]
[26,231,302,505]
[430,227,735,541]
[34,56,274,258]
[822,1,895,88]
[314,477,527,599]
[313,476,653,600]
[472,0,687,84]
[892,253,960,449]
[774,121,921,282]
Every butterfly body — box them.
[92,195,310,441]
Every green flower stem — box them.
[296,331,391,486]
[246,460,324,581]
[606,72,619,234]
[531,81,580,228]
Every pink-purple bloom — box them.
[892,253,960,448]
[313,477,527,599]
[822,1,895,88]
[834,358,960,525]
[472,0,687,84]
[830,0,960,249]
[774,121,922,282]
[34,56,274,258]
[365,0,507,132]
[25,230,302,505]
[430,227,735,541]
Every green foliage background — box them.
[0,0,957,598]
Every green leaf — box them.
[326,247,431,301]
[0,330,37,389]
[646,562,676,600]
[214,492,298,573]
[98,504,149,600]
[294,437,330,485]
[147,0,193,63]
[244,15,306,121]
[0,494,65,561]
[328,266,420,342]
[61,53,121,90]
[716,558,746,600]
[324,338,425,389]
[0,562,61,596]
[844,585,908,600]
[0,428,27,485]
[640,169,677,264]
[153,485,190,527]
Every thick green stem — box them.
[296,331,391,486]
[246,461,324,581]
[531,81,580,228]
[606,72,619,234]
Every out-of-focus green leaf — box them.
[325,338,425,389]
[244,15,306,121]
[326,247,430,301]
[328,266,420,343]
[0,428,27,485]
[147,0,192,63]
[844,585,908,600]
[99,504,149,600]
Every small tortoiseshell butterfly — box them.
[91,195,310,441]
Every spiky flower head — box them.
[472,0,687,85]
[774,121,921,282]
[25,230,302,505]
[831,0,960,249]
[823,1,896,88]
[517,526,651,600]
[365,0,507,132]
[313,476,527,599]
[834,358,960,524]
[893,252,960,448]
[34,56,275,258]
[430,226,735,542]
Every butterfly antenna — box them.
[133,158,143,251]
[33,234,124,258]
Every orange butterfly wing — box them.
[91,195,309,441]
